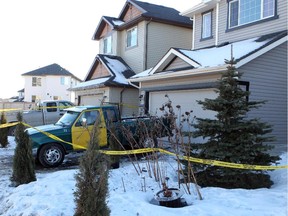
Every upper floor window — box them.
[126,26,137,48]
[202,11,212,39]
[32,77,41,86]
[60,77,69,85]
[103,36,112,54]
[229,0,275,28]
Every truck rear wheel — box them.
[38,143,65,168]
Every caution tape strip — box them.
[0,108,22,112]
[0,122,19,129]
[3,122,287,170]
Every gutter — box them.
[130,65,227,82]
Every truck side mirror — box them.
[81,118,87,127]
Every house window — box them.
[32,77,41,86]
[60,77,69,85]
[126,26,137,48]
[31,95,36,102]
[103,36,112,54]
[202,11,212,39]
[229,0,275,28]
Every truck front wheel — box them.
[38,143,65,168]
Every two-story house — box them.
[70,0,192,116]
[22,63,81,103]
[130,0,287,148]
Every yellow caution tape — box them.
[9,122,288,170]
[0,108,22,112]
[22,122,86,150]
[0,122,19,129]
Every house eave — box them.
[181,0,220,17]
[130,65,227,82]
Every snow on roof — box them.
[103,56,129,85]
[179,37,268,68]
[71,77,109,89]
[112,20,124,26]
[131,68,153,79]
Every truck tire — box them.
[38,143,65,168]
[143,137,158,148]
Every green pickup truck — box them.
[26,105,170,168]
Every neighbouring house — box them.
[22,63,81,103]
[130,0,287,148]
[7,89,25,102]
[17,89,25,101]
[70,0,192,116]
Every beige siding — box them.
[99,30,118,55]
[194,0,287,49]
[146,22,192,69]
[119,22,146,73]
[141,73,221,89]
[193,9,216,49]
[165,57,191,70]
[108,87,139,116]
[218,0,287,44]
[240,42,287,147]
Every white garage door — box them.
[80,94,103,106]
[149,89,217,131]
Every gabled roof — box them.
[92,0,192,40]
[131,30,287,81]
[21,63,82,81]
[70,55,136,91]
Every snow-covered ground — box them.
[0,137,287,216]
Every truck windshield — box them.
[55,111,79,126]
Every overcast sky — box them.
[0,0,200,99]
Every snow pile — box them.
[0,137,287,216]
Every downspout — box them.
[144,18,152,70]
[215,2,219,46]
[119,87,126,116]
[192,15,196,50]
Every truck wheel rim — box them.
[45,148,61,164]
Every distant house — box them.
[22,63,81,103]
[17,88,24,101]
[130,0,287,147]
[70,0,192,116]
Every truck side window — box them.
[59,101,73,111]
[104,109,117,122]
[46,102,57,112]
[76,110,100,127]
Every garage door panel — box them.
[80,94,103,106]
[149,89,217,132]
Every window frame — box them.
[201,10,213,40]
[32,77,41,87]
[103,35,112,54]
[126,26,138,48]
[228,0,277,30]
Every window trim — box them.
[103,35,112,54]
[32,77,41,87]
[227,0,277,31]
[201,10,213,40]
[126,26,138,48]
